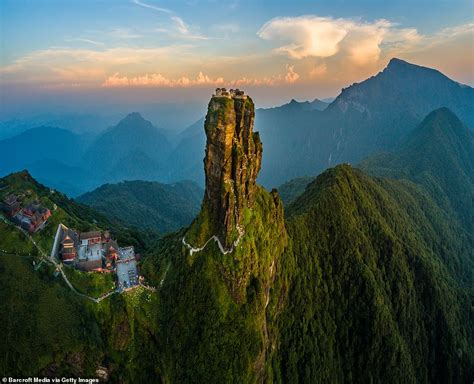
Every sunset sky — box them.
[1,0,473,112]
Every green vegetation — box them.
[0,171,159,255]
[153,186,287,383]
[89,286,161,382]
[277,175,314,206]
[1,107,473,382]
[149,107,473,383]
[269,165,473,383]
[63,266,115,297]
[0,221,36,256]
[0,253,161,379]
[360,107,474,232]
[77,179,203,234]
[0,255,103,376]
[0,170,162,380]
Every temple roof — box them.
[79,231,102,240]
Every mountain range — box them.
[157,58,474,188]
[0,88,472,382]
[0,58,472,198]
[76,180,203,233]
[83,112,171,182]
[255,58,474,187]
[361,107,474,232]
[281,107,474,219]
[0,113,171,196]
[151,98,473,383]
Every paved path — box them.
[1,213,158,302]
[0,213,118,303]
[28,231,117,303]
[181,193,246,257]
[159,262,171,287]
[182,224,244,256]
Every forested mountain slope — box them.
[1,93,472,383]
[271,164,473,383]
[0,171,160,379]
[77,179,203,233]
[361,107,474,231]
[144,94,473,383]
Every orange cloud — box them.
[309,63,327,78]
[258,16,348,59]
[285,65,300,83]
[102,66,301,88]
[102,71,225,87]
[258,16,422,65]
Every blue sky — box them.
[0,0,473,109]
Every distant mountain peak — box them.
[409,106,469,142]
[383,57,444,78]
[114,112,157,132]
[121,112,147,124]
[387,57,410,67]
[275,98,328,112]
[329,58,472,118]
[425,106,459,121]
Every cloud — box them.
[132,0,209,40]
[414,23,473,51]
[103,71,225,87]
[172,16,189,35]
[101,64,300,88]
[171,16,209,40]
[339,20,388,65]
[433,22,474,37]
[1,20,471,90]
[285,65,299,83]
[65,38,105,46]
[258,16,348,59]
[0,46,193,86]
[257,15,423,64]
[131,0,171,14]
[309,63,327,77]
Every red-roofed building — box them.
[2,194,20,217]
[79,231,102,245]
[60,230,78,263]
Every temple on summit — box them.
[213,88,247,99]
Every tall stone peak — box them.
[203,88,262,247]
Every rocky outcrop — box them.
[163,91,288,383]
[203,91,262,247]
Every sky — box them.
[0,0,473,116]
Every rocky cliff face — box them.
[203,93,262,247]
[167,91,287,382]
